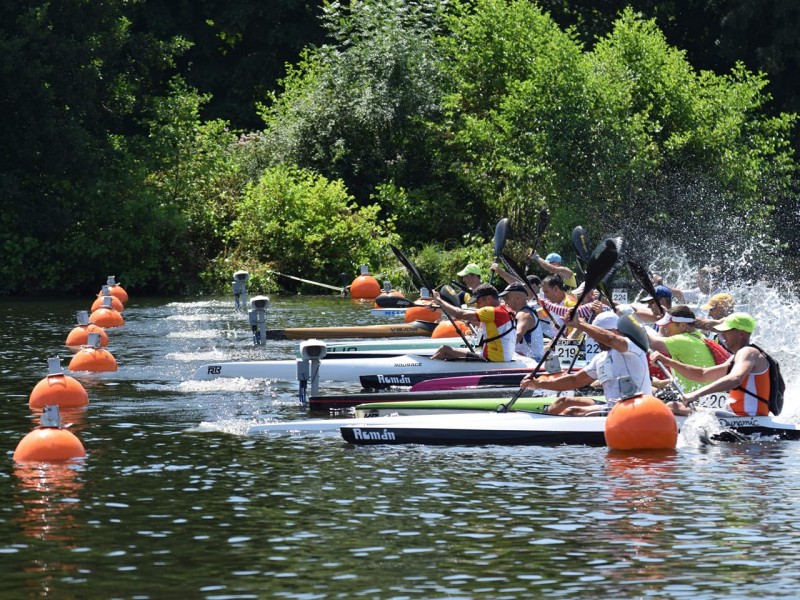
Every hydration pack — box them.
[702,337,732,365]
[733,344,785,416]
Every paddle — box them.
[490,218,510,286]
[526,209,550,273]
[374,295,429,309]
[499,237,620,412]
[571,225,592,271]
[269,270,348,294]
[389,244,482,358]
[499,251,555,323]
[627,259,666,316]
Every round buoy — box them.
[68,347,118,372]
[604,394,678,450]
[350,272,381,300]
[431,320,470,339]
[29,374,89,409]
[13,427,86,462]
[103,276,129,303]
[91,294,124,313]
[404,305,440,323]
[66,323,109,348]
[89,307,124,328]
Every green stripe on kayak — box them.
[354,396,605,416]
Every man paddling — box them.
[431,283,516,362]
[520,311,652,416]
[498,281,543,361]
[456,263,482,304]
[530,252,578,289]
[650,312,775,416]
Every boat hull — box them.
[266,320,437,340]
[192,354,537,382]
[353,396,597,417]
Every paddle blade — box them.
[616,313,651,354]
[536,209,550,238]
[494,218,510,257]
[571,226,593,263]
[627,259,665,315]
[584,238,620,292]
[374,295,415,308]
[500,252,534,296]
[602,237,625,285]
[439,284,461,307]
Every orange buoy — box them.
[431,320,470,339]
[91,289,124,313]
[103,275,128,303]
[66,311,109,348]
[29,359,89,409]
[14,407,86,462]
[68,345,117,372]
[89,299,124,328]
[404,304,440,323]
[350,266,381,300]
[604,394,678,450]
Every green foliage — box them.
[221,165,400,292]
[410,239,493,290]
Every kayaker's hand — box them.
[521,374,541,389]
[649,351,668,366]
[490,262,499,273]
[683,391,699,406]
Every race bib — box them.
[555,339,581,366]
[596,355,614,383]
[612,288,628,303]
[579,339,602,364]
[696,393,731,410]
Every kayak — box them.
[339,411,800,446]
[359,367,537,389]
[370,308,407,317]
[308,386,562,411]
[299,337,469,357]
[265,320,437,340]
[353,396,602,417]
[192,353,539,382]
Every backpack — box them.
[749,344,786,416]
[702,337,732,365]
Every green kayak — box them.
[354,396,605,418]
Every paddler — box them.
[498,281,543,361]
[455,262,482,304]
[431,283,516,362]
[529,251,578,289]
[650,312,776,416]
[520,310,652,416]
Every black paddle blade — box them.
[494,218,510,257]
[616,313,651,354]
[571,226,593,263]
[374,295,415,308]
[500,251,535,296]
[627,259,665,315]
[567,238,619,319]
[602,236,625,285]
[439,284,461,307]
[536,208,550,237]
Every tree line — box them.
[1,0,797,296]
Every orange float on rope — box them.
[431,320,470,339]
[68,346,118,372]
[91,292,124,313]
[29,374,88,410]
[89,306,124,328]
[604,394,678,450]
[404,304,440,323]
[350,266,381,300]
[14,407,86,462]
[103,276,128,303]
[66,324,109,348]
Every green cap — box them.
[457,263,481,277]
[713,312,756,333]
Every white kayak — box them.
[245,409,800,446]
[298,337,469,356]
[192,353,539,382]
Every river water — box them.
[2,292,800,599]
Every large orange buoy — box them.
[89,296,124,328]
[29,358,89,409]
[68,336,117,372]
[103,275,128,303]
[65,311,109,348]
[404,305,440,323]
[350,266,381,300]
[14,407,86,462]
[431,320,470,339]
[91,287,125,313]
[605,394,678,450]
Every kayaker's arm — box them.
[569,314,628,353]
[649,351,730,383]
[681,348,759,405]
[521,370,594,392]
[432,292,479,324]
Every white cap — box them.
[592,310,619,330]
